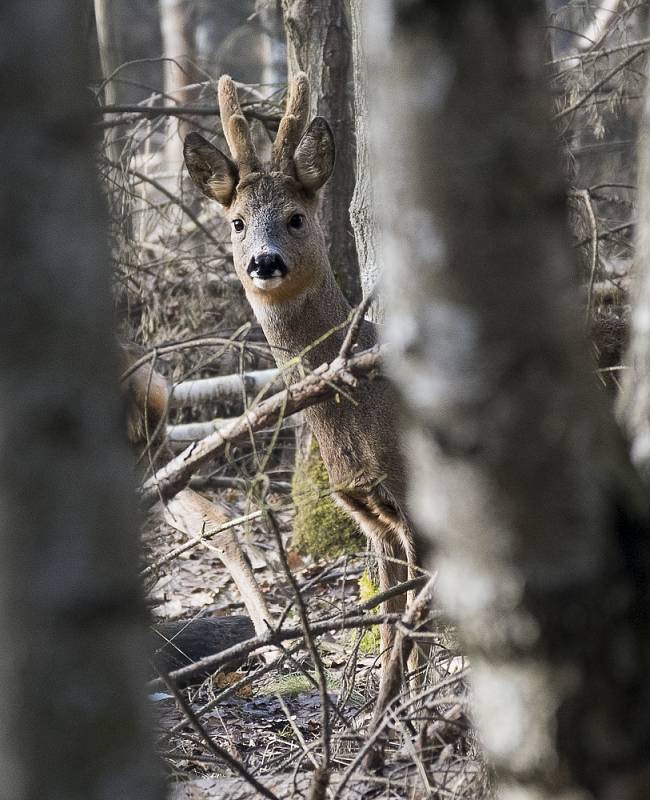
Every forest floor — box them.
[142,485,488,800]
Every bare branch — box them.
[140,345,384,507]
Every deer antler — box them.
[217,76,261,175]
[271,72,310,173]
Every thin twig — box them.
[265,509,331,800]
[332,669,469,800]
[573,219,635,250]
[555,49,645,119]
[160,672,280,800]
[140,346,384,507]
[548,35,650,65]
[140,509,264,578]
[107,159,224,249]
[148,612,400,690]
[339,289,375,361]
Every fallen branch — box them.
[166,416,294,444]
[163,489,274,648]
[151,573,434,690]
[140,508,264,578]
[148,612,400,689]
[170,367,281,407]
[140,345,384,507]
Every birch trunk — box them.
[0,2,162,796]
[366,2,650,797]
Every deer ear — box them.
[293,117,335,193]
[183,132,239,206]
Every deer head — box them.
[183,74,335,305]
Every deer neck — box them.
[247,270,353,372]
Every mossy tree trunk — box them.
[366,1,650,797]
[0,2,162,797]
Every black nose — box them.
[247,253,288,279]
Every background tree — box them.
[0,1,162,797]
[281,0,360,302]
[349,0,382,319]
[366,1,650,797]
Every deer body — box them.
[183,75,422,698]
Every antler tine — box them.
[217,75,261,174]
[271,72,311,172]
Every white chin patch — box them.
[252,276,285,290]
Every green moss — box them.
[260,671,363,706]
[262,672,314,697]
[292,440,364,560]
[358,570,381,655]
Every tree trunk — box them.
[281,0,361,303]
[0,2,162,797]
[256,0,287,88]
[366,2,650,798]
[160,0,198,166]
[619,52,650,484]
[94,0,129,161]
[348,0,382,320]
[93,0,125,106]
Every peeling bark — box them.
[366,2,650,797]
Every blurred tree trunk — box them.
[280,0,361,303]
[366,2,650,798]
[0,2,162,798]
[619,53,650,485]
[348,0,382,320]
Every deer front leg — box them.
[335,490,408,655]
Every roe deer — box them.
[183,74,426,713]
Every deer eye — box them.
[232,218,245,233]
[288,213,304,231]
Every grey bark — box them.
[281,0,361,303]
[619,55,650,483]
[348,0,382,320]
[366,2,650,798]
[0,2,162,798]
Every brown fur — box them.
[120,345,169,447]
[184,75,424,702]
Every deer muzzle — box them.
[247,253,288,290]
